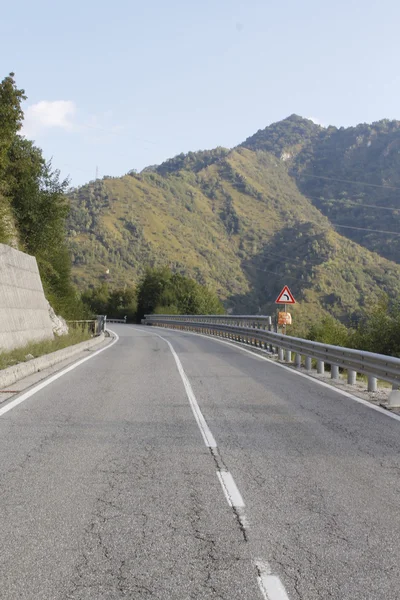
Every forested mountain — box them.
[242,115,400,263]
[67,123,400,330]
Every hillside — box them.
[242,115,400,263]
[67,143,400,330]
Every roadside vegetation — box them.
[82,267,224,323]
[303,295,400,357]
[0,72,84,318]
[0,329,91,371]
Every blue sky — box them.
[2,0,400,186]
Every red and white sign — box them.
[275,286,296,304]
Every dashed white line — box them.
[0,330,119,418]
[258,576,291,600]
[256,560,291,600]
[216,470,245,508]
[153,326,400,424]
[137,327,292,599]
[151,333,217,448]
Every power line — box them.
[299,173,400,191]
[241,262,304,282]
[332,224,400,236]
[304,194,400,212]
[246,246,331,267]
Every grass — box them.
[0,329,92,371]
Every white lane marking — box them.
[150,327,400,424]
[256,560,272,576]
[256,560,291,599]
[257,575,291,600]
[0,330,119,418]
[216,470,245,508]
[153,333,217,448]
[135,326,290,599]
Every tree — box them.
[107,287,137,321]
[0,73,26,179]
[5,136,77,315]
[307,314,350,347]
[82,284,110,315]
[136,267,224,321]
[0,72,84,318]
[352,295,400,357]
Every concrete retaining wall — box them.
[0,244,54,351]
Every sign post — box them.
[275,286,296,334]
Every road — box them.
[0,325,399,599]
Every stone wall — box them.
[0,244,54,351]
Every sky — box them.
[2,0,400,187]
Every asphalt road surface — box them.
[0,325,399,599]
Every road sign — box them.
[278,312,292,325]
[275,286,296,304]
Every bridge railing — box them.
[144,314,273,328]
[143,314,400,407]
[67,316,107,336]
[106,317,127,324]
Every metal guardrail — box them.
[67,316,106,337]
[106,317,127,324]
[144,314,273,328]
[144,315,400,407]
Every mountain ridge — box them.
[67,118,400,332]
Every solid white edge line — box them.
[216,470,245,508]
[152,332,218,448]
[0,330,119,418]
[145,326,400,424]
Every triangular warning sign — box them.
[275,285,296,304]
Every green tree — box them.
[352,295,400,357]
[307,314,350,346]
[82,284,138,322]
[136,267,224,321]
[6,138,69,254]
[0,73,26,179]
[107,286,137,321]
[0,73,26,244]
[82,284,110,315]
[0,72,84,318]
[136,267,174,320]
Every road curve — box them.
[0,325,399,599]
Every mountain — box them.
[241,115,400,263]
[67,129,400,331]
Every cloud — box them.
[22,100,77,137]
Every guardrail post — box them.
[388,385,400,408]
[295,354,301,368]
[331,365,339,380]
[267,317,273,353]
[347,369,356,385]
[367,376,377,392]
[317,360,325,374]
[278,348,284,361]
[285,350,292,363]
[305,356,312,370]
